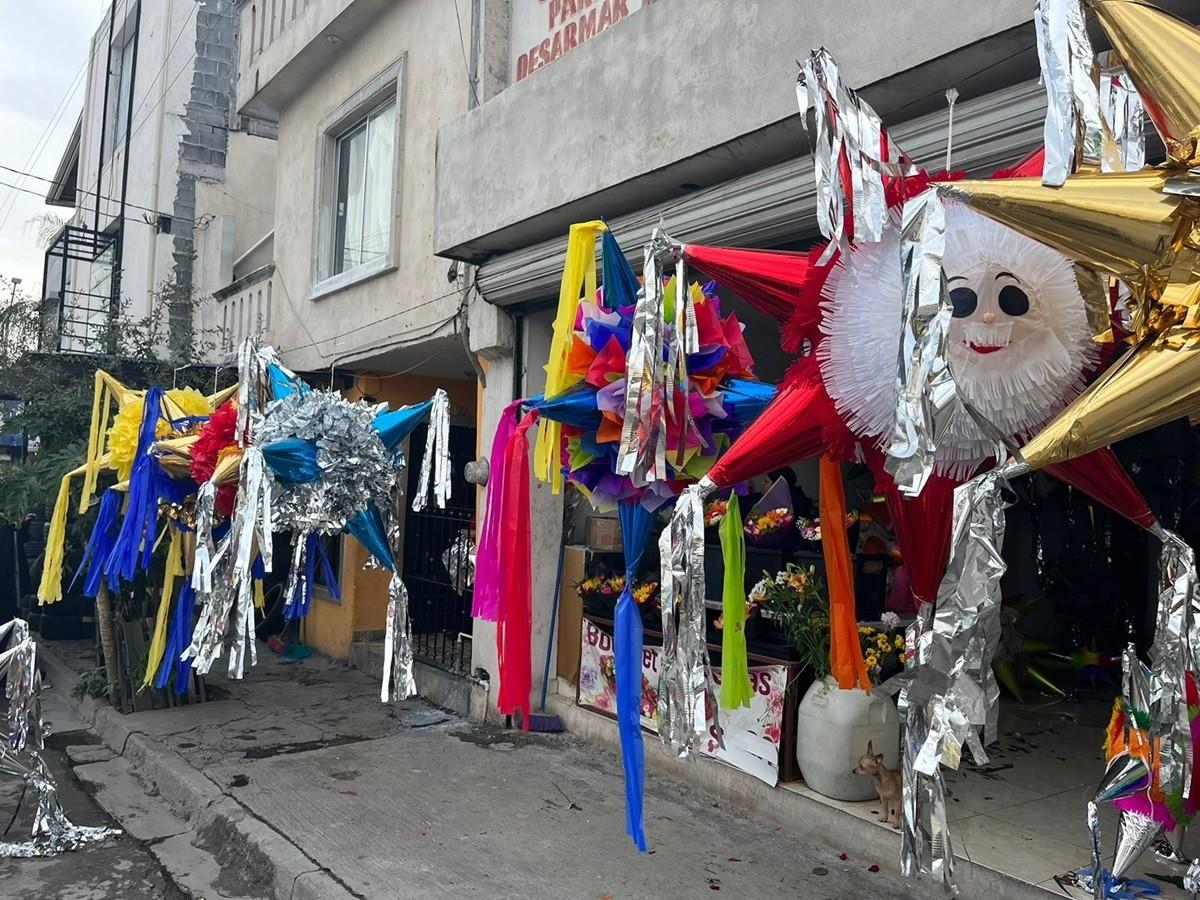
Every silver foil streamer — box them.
[183,533,237,676]
[0,619,118,857]
[413,389,451,512]
[797,48,915,262]
[380,497,416,703]
[656,480,723,756]
[441,530,475,595]
[1146,529,1200,800]
[884,189,958,497]
[1099,55,1146,173]
[798,49,884,258]
[380,571,416,703]
[226,447,270,677]
[900,468,1013,892]
[1035,0,1140,185]
[616,235,671,485]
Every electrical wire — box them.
[0,56,90,231]
[276,292,464,355]
[452,0,480,109]
[0,163,201,224]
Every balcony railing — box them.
[211,263,274,353]
[41,225,118,354]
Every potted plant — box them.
[756,563,900,801]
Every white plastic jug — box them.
[795,676,900,801]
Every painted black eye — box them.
[998,284,1030,316]
[949,287,977,318]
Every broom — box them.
[524,533,566,732]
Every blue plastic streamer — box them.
[373,401,433,451]
[154,580,196,694]
[313,534,340,601]
[285,532,337,621]
[346,506,395,571]
[104,386,166,588]
[72,488,122,597]
[260,438,321,483]
[615,498,655,852]
[524,388,602,429]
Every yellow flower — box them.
[893,635,905,650]
[857,626,870,635]
[875,635,889,651]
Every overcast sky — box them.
[0,1,104,298]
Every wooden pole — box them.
[95,581,119,705]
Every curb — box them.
[38,642,358,900]
[544,693,1057,900]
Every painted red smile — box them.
[968,343,1005,355]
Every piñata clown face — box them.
[820,201,1096,477]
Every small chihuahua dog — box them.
[853,740,902,829]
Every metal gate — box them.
[402,422,476,675]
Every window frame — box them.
[104,28,137,166]
[310,56,406,301]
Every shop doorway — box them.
[402,421,476,676]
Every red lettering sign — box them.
[515,0,652,82]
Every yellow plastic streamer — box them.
[36,473,74,605]
[534,220,608,494]
[143,527,183,690]
[719,494,754,709]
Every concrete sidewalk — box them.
[37,639,1027,900]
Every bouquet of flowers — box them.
[703,498,730,528]
[796,510,859,542]
[859,613,907,685]
[744,508,794,540]
[750,563,829,674]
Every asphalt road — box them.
[0,736,186,900]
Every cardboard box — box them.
[585,515,621,552]
[557,545,586,684]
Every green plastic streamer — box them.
[719,495,754,709]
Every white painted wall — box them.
[70,0,199,335]
[193,130,278,354]
[253,0,471,373]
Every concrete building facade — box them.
[43,0,271,358]
[225,0,485,660]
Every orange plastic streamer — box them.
[820,455,870,691]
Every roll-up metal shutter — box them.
[477,79,1047,308]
